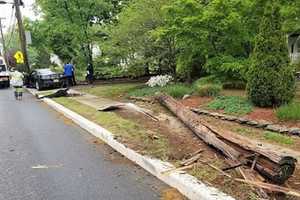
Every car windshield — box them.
[0,65,6,72]
[37,69,55,75]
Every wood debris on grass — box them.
[157,94,299,198]
[98,103,159,121]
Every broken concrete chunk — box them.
[278,126,290,134]
[289,127,300,136]
[223,115,238,121]
[266,125,282,132]
[236,117,249,124]
[246,120,259,126]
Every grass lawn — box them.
[79,82,194,99]
[54,97,170,160]
[78,83,143,99]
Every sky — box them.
[0,0,37,33]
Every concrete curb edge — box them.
[28,89,235,200]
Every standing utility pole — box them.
[14,0,30,72]
[0,17,8,64]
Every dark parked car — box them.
[26,68,65,91]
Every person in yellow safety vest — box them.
[10,68,24,100]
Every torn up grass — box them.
[54,97,170,160]
[188,160,257,200]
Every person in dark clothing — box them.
[64,62,74,87]
[71,62,77,86]
[86,63,94,84]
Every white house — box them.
[288,33,300,64]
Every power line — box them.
[6,6,16,48]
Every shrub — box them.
[208,96,253,115]
[204,55,249,81]
[263,131,294,145]
[128,84,193,98]
[196,84,222,97]
[127,87,161,97]
[247,1,295,107]
[164,84,193,98]
[193,75,222,86]
[276,102,300,121]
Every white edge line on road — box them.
[27,88,235,200]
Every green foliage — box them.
[208,96,253,115]
[222,80,246,90]
[128,84,193,98]
[204,55,249,81]
[164,84,193,98]
[80,83,142,99]
[196,84,222,97]
[263,131,294,145]
[247,1,296,107]
[100,0,174,78]
[193,75,222,86]
[276,102,300,121]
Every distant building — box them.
[288,33,300,64]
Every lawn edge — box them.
[27,88,235,200]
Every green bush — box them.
[204,55,249,81]
[208,96,253,115]
[127,87,161,97]
[247,2,295,107]
[194,75,222,86]
[128,84,194,98]
[276,102,300,121]
[196,84,222,97]
[164,84,194,98]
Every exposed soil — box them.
[67,85,300,199]
[113,104,271,200]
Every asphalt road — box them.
[0,88,167,200]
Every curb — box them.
[27,89,235,200]
[192,108,300,136]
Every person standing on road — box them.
[10,68,24,100]
[86,63,94,84]
[64,61,74,87]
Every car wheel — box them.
[36,81,42,91]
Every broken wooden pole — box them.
[157,94,297,184]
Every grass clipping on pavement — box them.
[54,97,170,160]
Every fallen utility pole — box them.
[157,94,297,185]
[14,0,30,72]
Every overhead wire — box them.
[5,5,16,48]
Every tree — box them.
[35,0,117,70]
[247,0,295,107]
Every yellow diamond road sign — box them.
[14,51,24,64]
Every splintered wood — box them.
[157,95,297,186]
